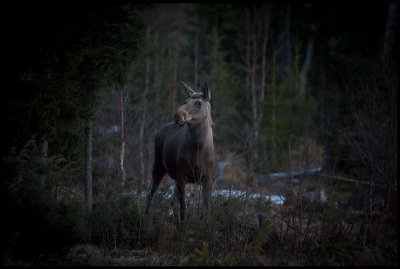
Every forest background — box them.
[3,1,397,266]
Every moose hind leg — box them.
[145,165,165,214]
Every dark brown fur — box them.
[145,83,214,227]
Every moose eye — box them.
[195,101,202,106]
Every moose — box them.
[145,82,215,227]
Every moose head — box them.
[174,82,211,126]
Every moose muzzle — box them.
[174,105,192,126]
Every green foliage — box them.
[90,184,176,251]
[188,241,217,266]
[91,193,139,249]
[88,188,276,264]
[221,252,235,266]
[310,240,363,266]
[6,2,145,164]
[2,138,85,259]
[249,218,275,245]
[316,201,349,243]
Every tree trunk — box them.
[383,4,398,193]
[171,5,182,115]
[211,13,219,124]
[271,50,277,167]
[382,3,398,63]
[250,11,258,157]
[286,3,292,84]
[383,6,398,197]
[299,40,314,100]
[257,8,271,131]
[119,90,127,185]
[245,8,251,103]
[139,26,151,191]
[193,9,200,89]
[153,27,162,110]
[38,136,48,184]
[38,136,48,159]
[319,74,326,130]
[84,119,93,243]
[367,159,374,245]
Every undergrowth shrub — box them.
[90,183,177,251]
[88,182,277,265]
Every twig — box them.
[60,186,84,197]
[320,174,392,189]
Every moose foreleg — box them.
[171,180,186,228]
[178,183,186,223]
[171,186,180,227]
[202,178,211,216]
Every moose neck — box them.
[187,117,213,149]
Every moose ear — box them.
[202,83,211,101]
[179,81,194,97]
